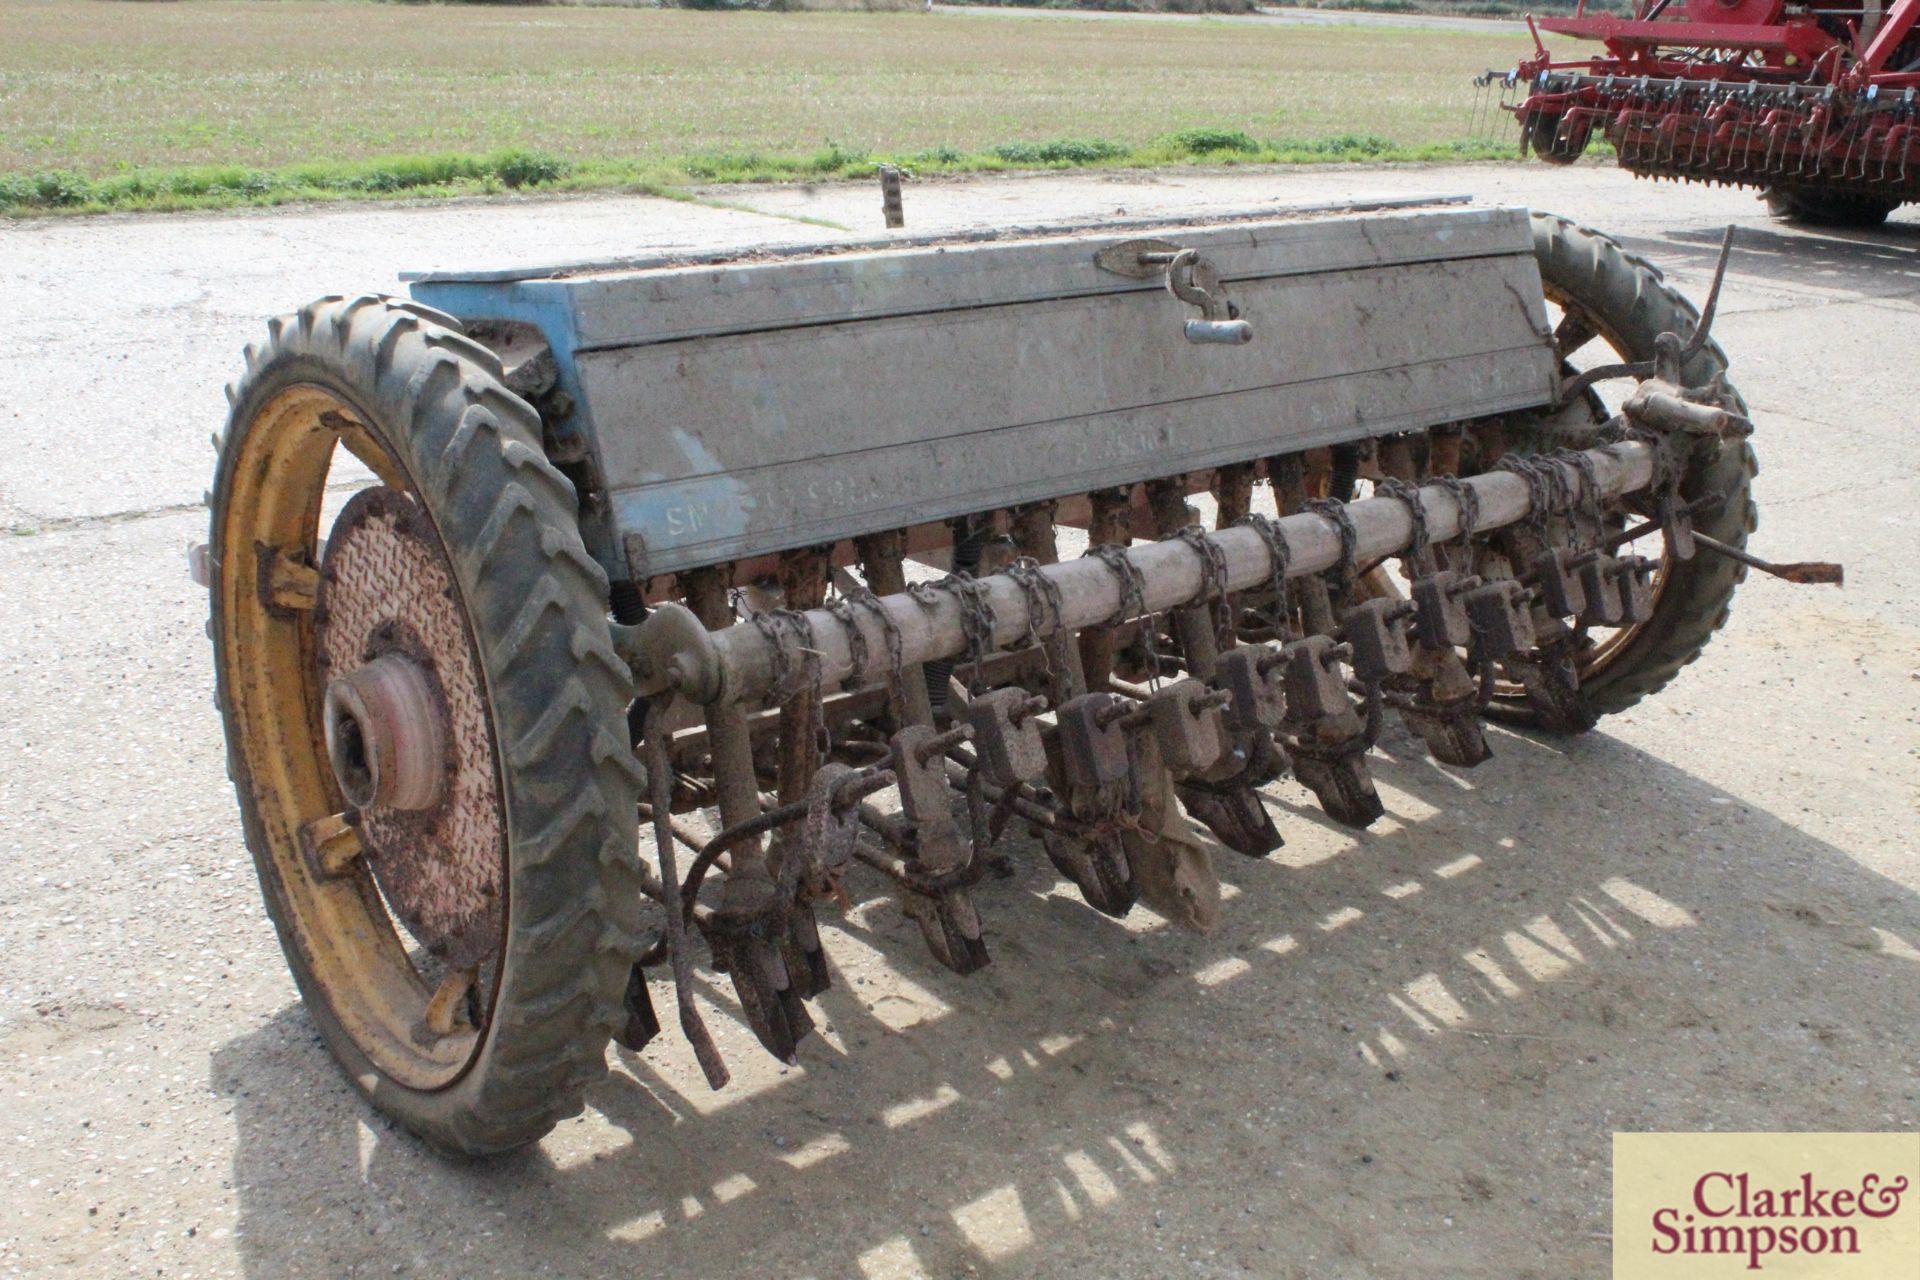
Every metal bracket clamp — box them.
[1530,547,1589,618]
[1411,569,1482,650]
[891,725,973,875]
[1215,646,1285,736]
[1577,553,1628,626]
[620,601,723,703]
[1280,635,1352,722]
[1056,692,1134,789]
[1343,597,1415,681]
[1613,555,1658,624]
[1658,494,1698,561]
[1145,679,1231,778]
[964,687,1049,789]
[1093,238,1252,345]
[1464,579,1538,661]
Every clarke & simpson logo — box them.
[1650,1170,1908,1270]
[1613,1133,1920,1279]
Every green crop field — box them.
[0,0,1531,212]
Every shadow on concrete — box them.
[212,719,1920,1279]
[1629,217,1920,296]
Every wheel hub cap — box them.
[325,654,447,812]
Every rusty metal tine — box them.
[776,547,833,806]
[1693,531,1843,585]
[1681,226,1737,363]
[644,713,730,1091]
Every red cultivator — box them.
[1487,0,1920,224]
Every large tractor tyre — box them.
[1763,187,1899,229]
[209,295,644,1154]
[1519,212,1758,719]
[1521,110,1592,166]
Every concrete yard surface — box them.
[1,163,1916,1278]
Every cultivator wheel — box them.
[208,296,642,1154]
[1511,213,1758,721]
[1763,188,1903,229]
[1521,110,1592,166]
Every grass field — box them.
[0,0,1529,212]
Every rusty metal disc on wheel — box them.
[316,486,505,970]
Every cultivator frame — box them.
[203,200,1807,1153]
[1488,0,1920,220]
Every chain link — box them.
[822,595,869,689]
[1372,478,1431,568]
[1087,543,1145,625]
[911,573,997,694]
[750,608,832,754]
[1552,448,1605,549]
[1430,473,1481,542]
[1303,497,1360,600]
[1004,556,1063,645]
[1005,555,1070,699]
[1086,541,1161,685]
[750,609,796,702]
[1544,454,1573,515]
[1236,512,1293,639]
[1175,524,1234,649]
[1494,454,1558,536]
[846,585,907,704]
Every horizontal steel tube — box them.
[704,441,1654,708]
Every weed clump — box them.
[0,171,91,208]
[1165,128,1260,156]
[1277,133,1395,158]
[990,138,1130,165]
[0,149,572,212]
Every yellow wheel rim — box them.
[216,384,492,1092]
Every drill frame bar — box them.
[646,440,1655,711]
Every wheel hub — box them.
[325,654,447,812]
[317,486,505,969]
